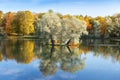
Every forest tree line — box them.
[0,10,120,39]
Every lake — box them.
[0,39,120,80]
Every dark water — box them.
[0,39,120,80]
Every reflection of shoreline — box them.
[0,39,119,62]
[81,39,120,62]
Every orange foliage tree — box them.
[84,16,93,31]
[96,16,107,35]
[3,12,15,34]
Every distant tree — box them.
[56,13,63,19]
[84,16,93,31]
[37,13,45,19]
[106,14,120,37]
[91,20,101,37]
[62,14,72,19]
[75,15,84,21]
[0,11,3,18]
[48,9,54,13]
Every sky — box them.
[0,0,120,17]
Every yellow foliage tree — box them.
[14,11,35,35]
[0,52,3,61]
[0,11,3,27]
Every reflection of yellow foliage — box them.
[0,53,3,61]
[24,41,34,53]
[15,41,35,64]
[22,41,35,64]
[79,49,83,54]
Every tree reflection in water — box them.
[0,39,35,63]
[0,39,120,76]
[38,46,86,76]
[81,39,120,62]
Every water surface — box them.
[0,39,120,80]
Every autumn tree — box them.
[96,16,107,35]
[13,11,35,35]
[56,13,63,19]
[84,16,93,31]
[75,15,84,21]
[2,12,15,34]
[0,11,3,18]
[62,14,72,19]
[0,11,3,27]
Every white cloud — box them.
[0,68,22,75]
